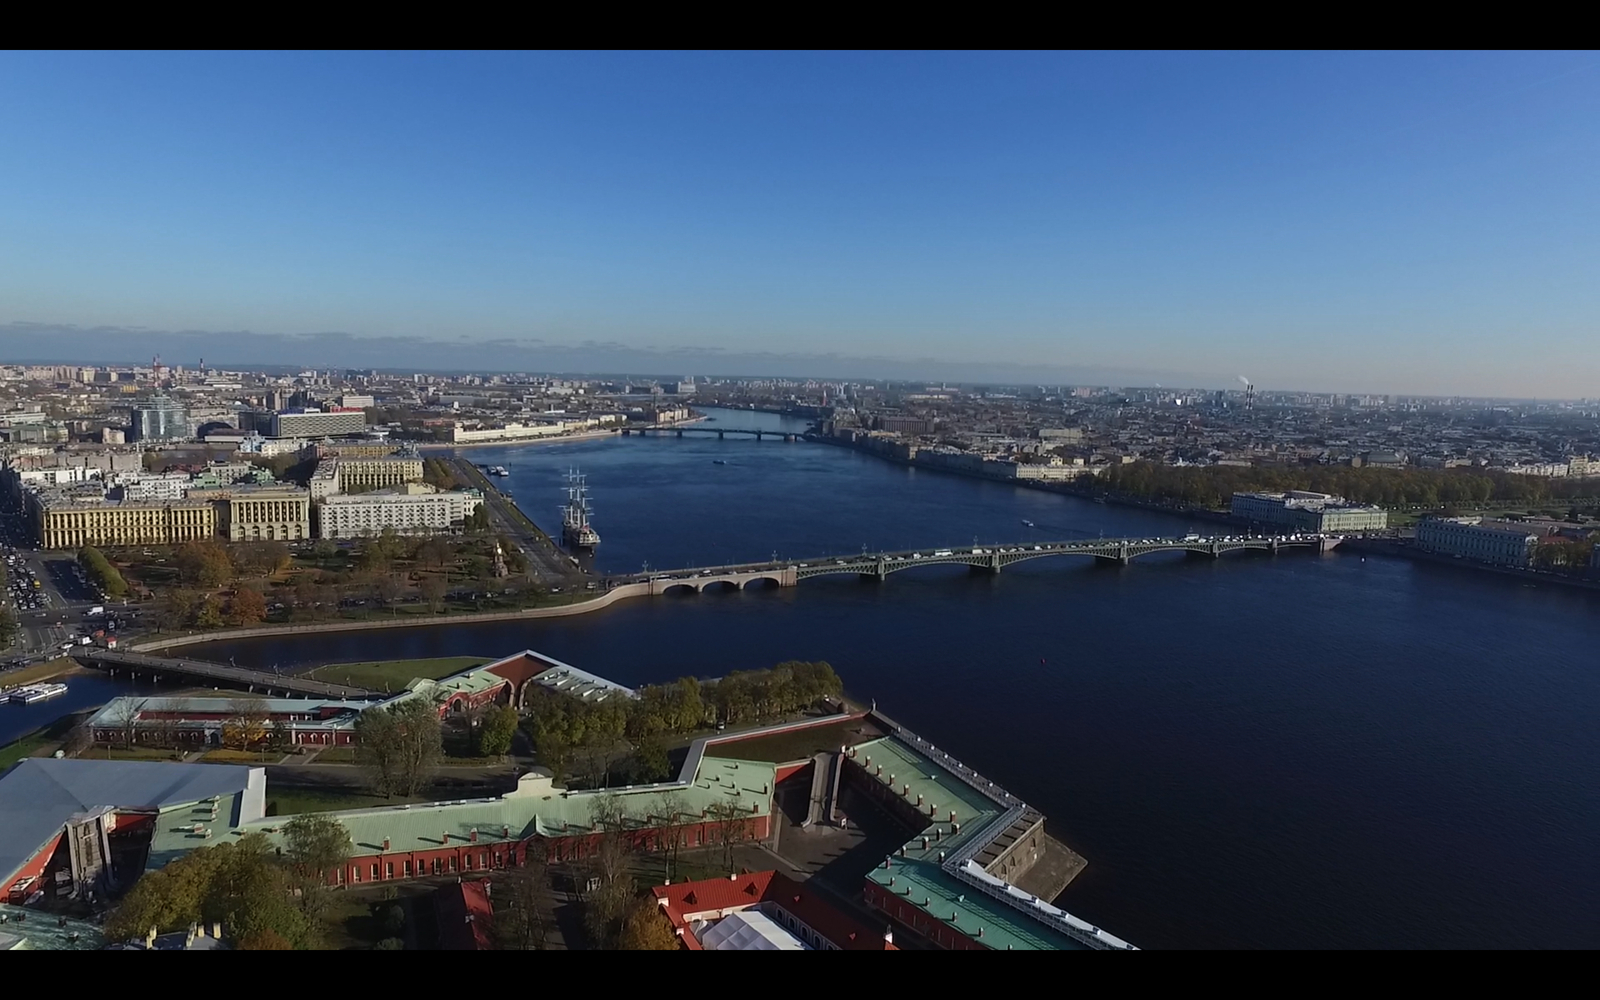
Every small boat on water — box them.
[8,682,68,705]
[1021,519,1035,528]
[712,459,728,465]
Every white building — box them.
[118,472,192,502]
[317,486,482,539]
[1230,491,1389,533]
[1415,517,1539,567]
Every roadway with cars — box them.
[1,498,138,669]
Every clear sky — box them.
[2,51,1597,396]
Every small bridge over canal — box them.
[607,532,1340,595]
[75,649,380,700]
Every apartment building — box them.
[317,485,481,538]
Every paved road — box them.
[448,457,586,587]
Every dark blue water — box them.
[0,674,163,746]
[182,408,1600,948]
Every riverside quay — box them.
[0,651,1132,951]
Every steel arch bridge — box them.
[608,533,1339,595]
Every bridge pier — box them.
[676,429,683,438]
[718,430,724,439]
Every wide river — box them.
[129,409,1600,947]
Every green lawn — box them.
[302,656,490,691]
[0,733,52,769]
[92,745,188,762]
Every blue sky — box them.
[2,51,1597,396]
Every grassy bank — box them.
[0,657,85,689]
[303,656,490,691]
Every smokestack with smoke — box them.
[1238,375,1252,386]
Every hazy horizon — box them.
[4,52,1599,399]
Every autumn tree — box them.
[222,699,271,750]
[227,586,268,626]
[193,595,226,630]
[177,540,234,587]
[616,898,680,950]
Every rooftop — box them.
[0,759,266,886]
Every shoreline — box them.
[416,415,712,452]
[129,582,656,654]
[1341,537,1600,592]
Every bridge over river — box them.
[607,532,1341,595]
[75,649,379,699]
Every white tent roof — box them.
[697,909,808,951]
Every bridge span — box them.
[75,648,379,700]
[608,532,1341,594]
[619,425,800,442]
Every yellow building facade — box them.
[37,501,217,550]
[335,458,424,493]
[224,487,312,542]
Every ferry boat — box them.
[489,466,510,477]
[562,470,601,549]
[8,682,68,705]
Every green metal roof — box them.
[228,757,778,858]
[854,735,1089,951]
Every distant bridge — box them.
[76,649,379,700]
[619,425,800,442]
[607,533,1340,595]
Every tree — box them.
[0,605,16,649]
[222,699,271,750]
[177,540,234,587]
[494,852,549,950]
[419,574,449,613]
[373,572,406,612]
[227,587,268,626]
[107,834,319,949]
[705,799,748,874]
[237,929,293,951]
[193,595,226,630]
[311,540,338,567]
[616,899,680,950]
[283,814,351,919]
[582,792,636,948]
[77,546,128,598]
[356,697,442,798]
[476,704,519,757]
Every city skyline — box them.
[3,51,1599,398]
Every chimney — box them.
[443,831,450,844]
[503,825,510,839]
[936,827,943,841]
[916,794,923,807]
[949,810,957,824]
[470,829,478,843]
[921,836,929,850]
[382,838,390,851]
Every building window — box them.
[385,862,394,880]
[403,860,412,877]
[372,863,380,881]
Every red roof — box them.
[436,880,495,950]
[652,871,894,951]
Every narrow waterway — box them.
[111,409,1600,947]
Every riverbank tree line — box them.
[522,661,843,786]
[1088,461,1600,510]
